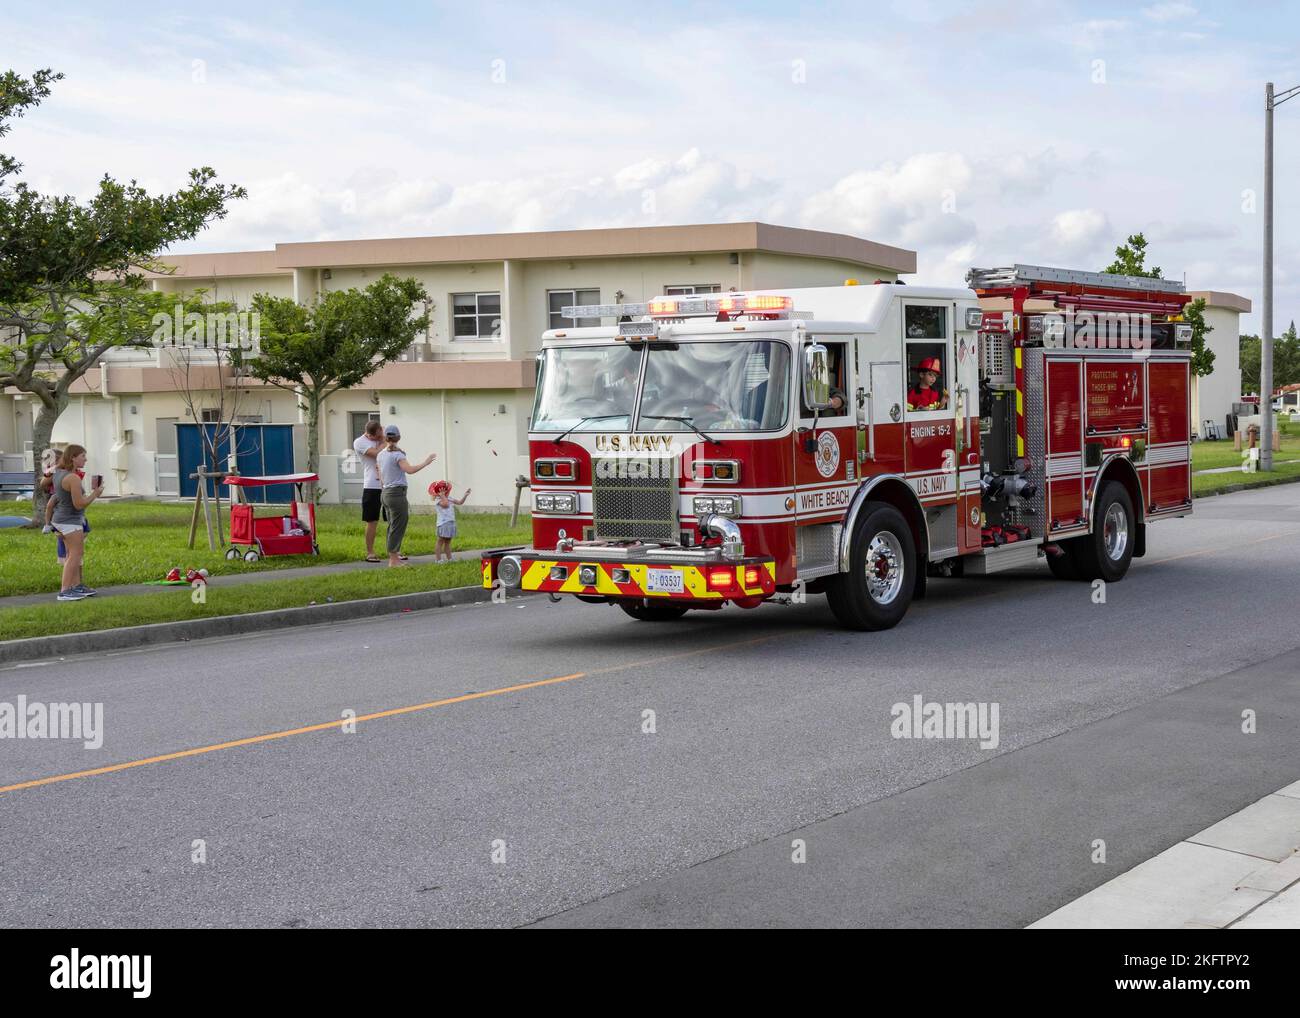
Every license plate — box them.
[645,568,684,594]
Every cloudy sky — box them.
[3,0,1298,330]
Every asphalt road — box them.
[1,484,1298,928]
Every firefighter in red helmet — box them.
[907,356,947,411]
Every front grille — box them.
[591,458,677,541]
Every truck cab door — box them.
[856,333,903,473]
[793,335,856,522]
[901,302,958,503]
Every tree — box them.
[0,68,244,524]
[248,276,430,497]
[1103,233,1162,279]
[1276,320,1300,389]
[1240,322,1300,395]
[1182,296,1215,377]
[1240,333,1261,393]
[164,293,255,548]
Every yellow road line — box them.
[0,630,786,797]
[0,672,585,795]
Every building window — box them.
[548,289,601,329]
[452,292,502,340]
[664,284,721,296]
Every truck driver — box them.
[907,356,947,411]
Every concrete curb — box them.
[0,584,529,666]
[1029,779,1300,929]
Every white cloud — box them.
[196,149,782,248]
[800,153,977,250]
[1143,2,1198,22]
[1050,209,1111,256]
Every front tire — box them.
[825,502,916,631]
[619,600,690,622]
[1072,481,1136,582]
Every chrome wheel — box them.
[1103,502,1129,561]
[865,531,905,605]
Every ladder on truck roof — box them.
[967,264,1185,295]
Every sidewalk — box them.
[0,546,491,610]
[1195,458,1300,475]
[1029,780,1300,928]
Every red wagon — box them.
[221,472,320,563]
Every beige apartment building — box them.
[0,223,915,507]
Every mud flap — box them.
[913,554,928,601]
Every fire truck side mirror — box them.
[803,343,831,413]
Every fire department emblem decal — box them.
[815,431,840,478]
[890,403,902,422]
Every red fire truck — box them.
[481,264,1195,630]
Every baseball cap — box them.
[384,424,401,439]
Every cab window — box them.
[905,341,948,412]
[800,339,850,417]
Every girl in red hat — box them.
[907,356,948,411]
[429,480,470,563]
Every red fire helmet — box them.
[916,357,942,374]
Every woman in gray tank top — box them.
[48,445,103,601]
[375,425,435,566]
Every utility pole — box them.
[1262,81,1300,470]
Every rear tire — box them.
[825,501,916,631]
[619,600,690,622]
[1072,481,1136,582]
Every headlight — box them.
[534,492,577,513]
[693,495,741,516]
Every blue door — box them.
[176,424,297,503]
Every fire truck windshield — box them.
[639,341,789,433]
[532,340,790,434]
[532,344,642,432]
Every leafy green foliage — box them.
[1241,321,1300,394]
[1183,296,1215,377]
[0,67,60,185]
[0,67,244,522]
[1103,232,1162,279]
[248,276,431,483]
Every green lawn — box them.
[1193,458,1300,497]
[0,500,529,598]
[0,559,484,641]
[1191,419,1300,495]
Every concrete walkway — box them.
[1195,458,1300,475]
[0,546,493,610]
[1029,779,1300,928]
